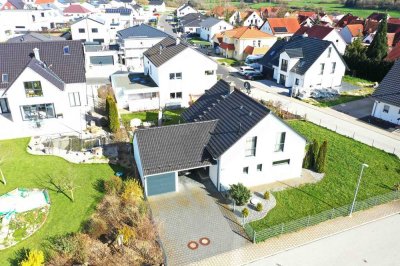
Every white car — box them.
[239,66,258,76]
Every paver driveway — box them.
[148,175,249,265]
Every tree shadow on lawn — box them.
[34,174,73,202]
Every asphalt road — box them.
[246,214,400,266]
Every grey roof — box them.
[180,13,206,28]
[135,120,217,176]
[182,80,271,159]
[178,3,194,12]
[71,16,105,26]
[372,60,400,106]
[285,48,303,58]
[149,0,164,5]
[117,24,169,39]
[6,33,65,43]
[199,17,222,28]
[8,0,24,9]
[0,40,86,91]
[26,58,65,90]
[261,36,345,75]
[143,36,188,67]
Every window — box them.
[243,167,249,174]
[24,81,43,97]
[20,103,55,121]
[170,92,182,99]
[90,55,114,65]
[68,92,81,107]
[91,28,98,33]
[295,78,299,85]
[2,74,8,83]
[319,63,325,75]
[257,164,263,172]
[274,132,286,152]
[78,28,85,33]
[176,92,182,98]
[281,59,288,72]
[205,70,214,75]
[272,159,290,166]
[327,47,332,58]
[41,12,44,17]
[169,73,182,80]
[258,40,261,47]
[253,40,256,46]
[63,46,70,55]
[331,62,336,74]
[245,136,257,157]
[383,105,390,113]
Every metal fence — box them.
[244,190,400,243]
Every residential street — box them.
[247,214,400,266]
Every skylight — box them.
[63,46,70,55]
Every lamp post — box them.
[349,163,369,217]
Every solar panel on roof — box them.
[273,27,288,33]
[105,8,132,15]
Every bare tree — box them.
[50,168,80,202]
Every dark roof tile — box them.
[372,60,400,106]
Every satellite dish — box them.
[244,81,251,95]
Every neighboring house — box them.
[199,17,233,42]
[219,26,277,61]
[117,24,170,71]
[259,6,281,19]
[386,43,400,61]
[84,43,120,80]
[179,13,206,34]
[229,10,263,28]
[175,2,198,18]
[71,16,109,44]
[6,32,65,42]
[371,60,400,125]
[63,4,91,19]
[147,0,165,13]
[293,25,347,54]
[260,36,347,97]
[335,13,360,28]
[260,17,301,38]
[340,24,364,44]
[1,0,24,10]
[0,40,89,138]
[133,79,307,196]
[140,37,217,110]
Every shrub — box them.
[242,208,249,218]
[85,217,108,239]
[121,179,143,202]
[394,183,400,191]
[104,176,123,195]
[315,140,328,173]
[256,203,263,212]
[118,225,136,245]
[20,249,44,266]
[263,191,270,200]
[229,183,251,206]
[311,139,320,170]
[106,95,120,133]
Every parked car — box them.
[239,66,258,76]
[244,72,264,80]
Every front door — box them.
[0,98,10,113]
[279,74,286,86]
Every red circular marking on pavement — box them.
[199,237,210,246]
[187,241,198,250]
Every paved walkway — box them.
[189,200,400,266]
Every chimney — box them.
[176,38,180,45]
[159,44,164,55]
[33,48,40,61]
[229,81,235,93]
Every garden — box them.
[121,108,186,129]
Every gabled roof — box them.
[364,19,379,34]
[7,0,24,9]
[264,18,301,34]
[199,17,224,28]
[6,33,65,43]
[367,12,386,21]
[224,26,274,39]
[182,80,271,159]
[220,42,235,50]
[0,40,85,91]
[335,13,359,28]
[117,24,169,39]
[372,60,400,106]
[177,3,196,12]
[35,0,54,4]
[135,120,217,176]
[346,24,364,37]
[63,4,91,13]
[143,37,188,67]
[243,45,268,55]
[180,13,206,27]
[72,16,105,26]
[25,58,65,90]
[294,25,334,39]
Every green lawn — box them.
[343,75,375,87]
[121,108,186,128]
[251,120,400,230]
[303,94,369,107]
[217,58,239,66]
[188,37,212,46]
[0,138,118,264]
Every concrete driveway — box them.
[148,175,249,265]
[331,98,375,119]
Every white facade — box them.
[84,45,120,79]
[147,2,165,13]
[143,47,217,109]
[209,113,306,191]
[71,17,110,44]
[229,11,264,27]
[372,101,400,125]
[321,29,347,55]
[200,20,233,42]
[176,4,197,18]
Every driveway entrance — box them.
[148,174,249,265]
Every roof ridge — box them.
[136,119,219,132]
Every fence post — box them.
[253,230,256,243]
[280,223,284,235]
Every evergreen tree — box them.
[311,139,320,170]
[106,95,120,133]
[366,14,388,61]
[345,37,367,59]
[315,140,328,173]
[303,144,313,169]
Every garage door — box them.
[146,172,176,196]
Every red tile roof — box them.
[295,25,334,39]
[266,18,301,34]
[387,33,396,47]
[336,14,360,28]
[386,43,400,61]
[63,4,91,14]
[297,11,316,18]
[220,42,235,50]
[346,24,364,37]
[224,26,274,39]
[35,0,54,4]
[364,20,380,34]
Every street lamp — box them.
[349,163,369,217]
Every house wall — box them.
[71,18,110,44]
[216,113,306,191]
[183,26,200,34]
[0,9,64,31]
[260,21,294,38]
[176,6,197,17]
[148,3,165,13]
[200,21,233,42]
[232,37,277,61]
[85,49,120,79]
[242,12,264,27]
[2,68,87,131]
[324,30,347,55]
[339,26,353,44]
[133,136,144,178]
[372,101,400,124]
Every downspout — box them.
[216,159,221,191]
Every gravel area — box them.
[232,192,277,224]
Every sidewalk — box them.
[189,200,400,266]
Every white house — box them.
[339,24,364,44]
[84,43,121,79]
[0,41,90,139]
[293,25,347,55]
[63,4,92,20]
[117,24,170,72]
[133,79,307,196]
[179,13,206,34]
[261,36,347,97]
[199,17,233,42]
[260,17,301,38]
[71,16,110,44]
[175,2,197,18]
[147,0,165,13]
[229,10,263,28]
[371,61,400,125]
[141,37,217,109]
